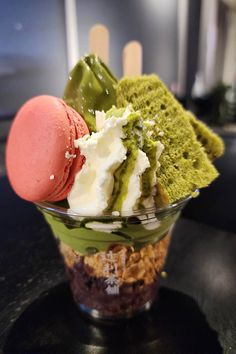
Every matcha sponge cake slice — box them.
[186,111,224,161]
[116,75,219,205]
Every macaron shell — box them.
[6,95,88,202]
[46,101,89,201]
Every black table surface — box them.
[0,177,236,354]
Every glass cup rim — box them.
[35,190,197,219]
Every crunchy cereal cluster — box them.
[60,233,171,285]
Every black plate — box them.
[4,283,222,354]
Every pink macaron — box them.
[6,95,89,202]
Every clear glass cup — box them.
[36,195,191,320]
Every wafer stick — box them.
[89,24,109,64]
[123,41,143,76]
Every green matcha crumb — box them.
[191,190,200,198]
[105,106,127,119]
[161,271,168,278]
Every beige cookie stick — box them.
[89,24,109,64]
[123,41,143,76]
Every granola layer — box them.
[60,234,170,285]
[59,234,170,317]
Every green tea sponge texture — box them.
[187,111,225,160]
[116,75,219,204]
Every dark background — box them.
[0,0,236,352]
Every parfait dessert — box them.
[6,54,224,319]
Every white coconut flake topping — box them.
[95,110,106,131]
[112,211,120,216]
[65,151,76,159]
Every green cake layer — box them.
[186,111,224,161]
[105,107,161,210]
[116,75,219,205]
[105,107,144,211]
